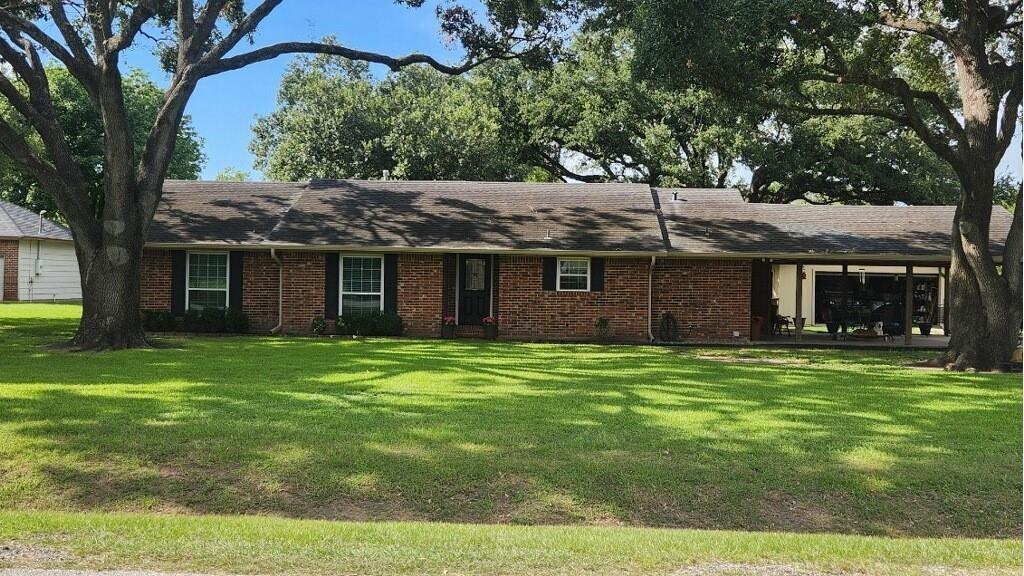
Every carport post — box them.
[840,264,848,334]
[905,264,914,346]
[795,263,803,341]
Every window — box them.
[557,257,590,291]
[464,258,486,291]
[341,255,384,315]
[187,252,229,311]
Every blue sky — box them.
[116,1,1022,183]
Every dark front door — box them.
[458,255,492,325]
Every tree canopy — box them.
[0,67,204,222]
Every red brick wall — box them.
[653,258,751,341]
[280,251,325,334]
[496,256,650,341]
[398,254,443,337]
[140,249,171,311]
[0,239,18,301]
[243,251,281,332]
[137,249,752,341]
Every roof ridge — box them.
[263,186,307,242]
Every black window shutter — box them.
[384,254,398,314]
[542,257,556,290]
[590,257,605,291]
[324,253,339,319]
[229,251,244,311]
[171,250,186,314]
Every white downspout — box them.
[648,255,657,342]
[270,248,284,334]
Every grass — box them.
[0,302,1020,574]
[0,510,1019,576]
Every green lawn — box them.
[0,302,1020,574]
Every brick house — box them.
[141,179,1014,342]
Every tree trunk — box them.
[941,169,1020,371]
[69,222,148,351]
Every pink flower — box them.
[482,316,496,325]
[443,316,457,326]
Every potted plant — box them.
[918,322,932,336]
[441,316,457,339]
[482,316,498,339]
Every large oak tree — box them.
[0,0,559,349]
[603,0,1022,370]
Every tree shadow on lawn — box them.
[0,321,1020,539]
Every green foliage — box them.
[657,312,680,342]
[310,316,328,336]
[182,308,248,333]
[0,67,205,221]
[214,167,251,182]
[142,310,178,332]
[336,312,404,337]
[224,309,250,333]
[251,52,534,182]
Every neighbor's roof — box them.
[0,200,72,241]
[654,189,1013,260]
[148,179,1014,261]
[149,179,667,253]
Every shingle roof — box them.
[654,189,1013,259]
[653,187,744,203]
[0,201,72,241]
[150,179,666,253]
[147,179,1014,261]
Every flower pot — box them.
[441,325,456,339]
[917,322,932,336]
[483,324,498,340]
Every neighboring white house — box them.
[0,201,81,301]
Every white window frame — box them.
[556,257,591,292]
[339,253,385,315]
[185,251,230,311]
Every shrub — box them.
[336,312,403,336]
[183,308,242,333]
[142,310,178,332]
[658,312,680,342]
[224,309,250,333]
[595,317,611,341]
[311,316,328,335]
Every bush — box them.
[658,312,680,342]
[336,312,403,336]
[142,310,178,332]
[224,309,250,333]
[311,316,328,336]
[595,317,611,341]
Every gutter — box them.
[648,255,657,342]
[269,248,283,334]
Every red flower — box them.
[482,316,496,325]
[443,316,457,326]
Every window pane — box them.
[189,253,228,290]
[559,275,588,290]
[342,257,382,293]
[559,259,588,276]
[342,294,382,315]
[464,258,486,291]
[188,289,226,311]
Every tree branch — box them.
[199,41,494,77]
[879,11,952,43]
[46,1,94,65]
[0,7,97,93]
[105,0,158,54]
[996,69,1022,158]
[202,0,284,63]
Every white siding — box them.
[17,239,81,300]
